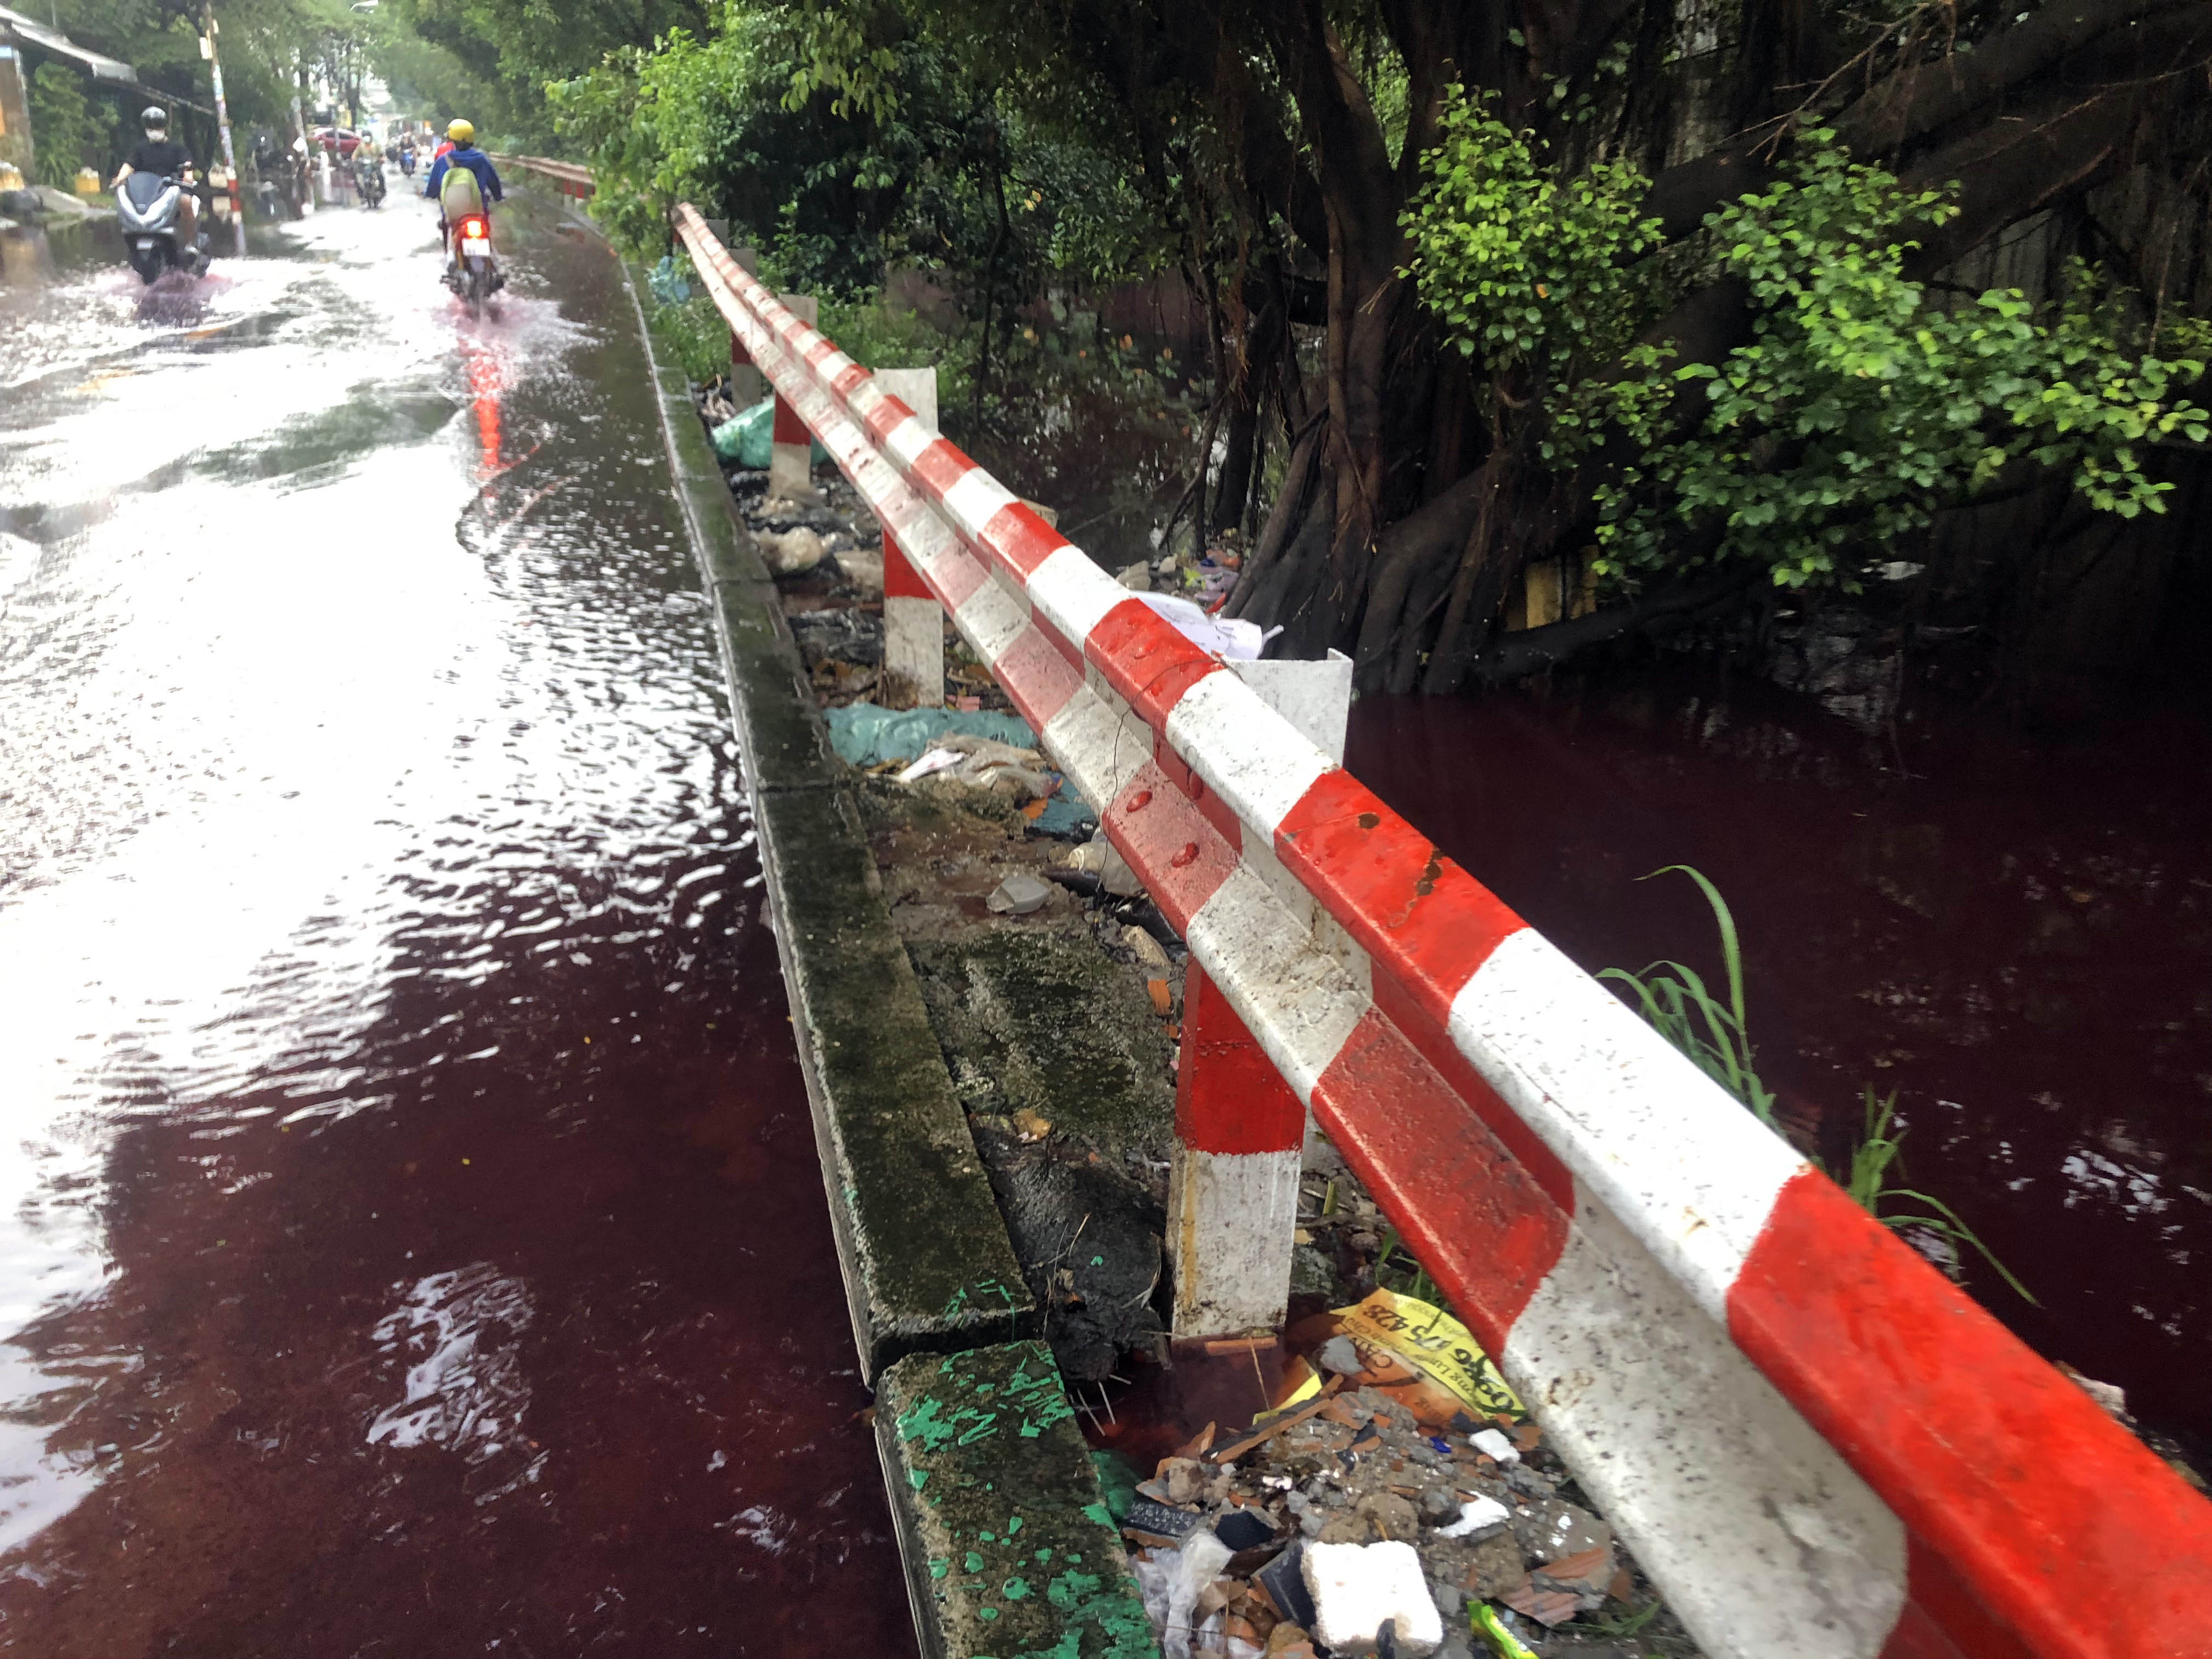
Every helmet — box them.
[446,119,474,144]
[140,105,168,129]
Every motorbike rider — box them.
[353,142,384,205]
[112,106,198,250]
[423,119,501,252]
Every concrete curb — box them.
[623,258,1028,1380]
[877,1341,1159,1659]
[624,257,1163,1659]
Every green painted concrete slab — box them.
[878,1342,1160,1659]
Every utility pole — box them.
[290,60,312,215]
[201,1,245,255]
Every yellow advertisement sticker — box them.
[1334,1288,1524,1421]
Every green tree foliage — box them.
[1401,92,1662,400]
[1402,108,2211,602]
[550,0,1169,368]
[380,0,707,148]
[26,62,117,187]
[46,0,426,144]
[359,0,2212,687]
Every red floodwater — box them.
[0,192,915,1654]
[1349,671,2212,1447]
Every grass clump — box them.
[1599,865,1776,1126]
[1605,866,2029,1302]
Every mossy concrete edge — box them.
[624,257,1027,1378]
[878,1341,1162,1659]
[625,261,1160,1659]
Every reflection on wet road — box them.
[0,194,915,1654]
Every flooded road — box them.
[1351,673,2212,1450]
[0,192,914,1654]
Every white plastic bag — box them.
[1161,1527,1233,1659]
[1136,591,1279,662]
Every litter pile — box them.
[1095,1290,1681,1659]
[697,375,1025,711]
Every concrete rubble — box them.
[1102,1374,1688,1659]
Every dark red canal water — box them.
[0,192,914,1654]
[1348,670,2212,1448]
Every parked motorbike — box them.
[115,172,205,283]
[443,211,504,314]
[354,153,386,208]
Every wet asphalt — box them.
[0,184,916,1655]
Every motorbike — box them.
[398,148,416,179]
[443,211,504,314]
[115,172,205,284]
[354,153,386,208]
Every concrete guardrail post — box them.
[1168,650,1352,1340]
[871,366,944,708]
[769,293,818,500]
[1168,961,1307,1338]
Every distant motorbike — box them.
[443,211,504,314]
[354,153,386,208]
[398,148,416,179]
[116,173,204,283]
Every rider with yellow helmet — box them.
[424,119,502,231]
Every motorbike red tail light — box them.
[461,218,487,239]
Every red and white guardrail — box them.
[667,203,2212,1659]
[494,154,595,200]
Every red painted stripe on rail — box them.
[1733,1170,2212,1659]
[929,548,989,616]
[1366,972,1573,1212]
[1877,1543,2034,1659]
[989,625,1084,733]
[1085,601,1223,733]
[1177,964,1306,1154]
[1031,610,1085,673]
[862,395,915,446]
[1153,732,1243,853]
[1103,763,1235,936]
[978,503,1069,580]
[909,439,978,504]
[1312,1008,1570,1348]
[1274,771,1527,1026]
[832,363,870,399]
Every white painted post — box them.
[1226,649,1353,763]
[1168,961,1306,1339]
[767,292,818,500]
[723,246,763,409]
[872,365,943,708]
[1167,648,1357,1338]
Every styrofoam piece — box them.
[1470,1428,1521,1466]
[1300,1540,1443,1657]
[1435,1495,1511,1538]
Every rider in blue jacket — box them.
[424,120,503,221]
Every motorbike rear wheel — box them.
[464,261,487,319]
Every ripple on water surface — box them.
[0,194,913,1655]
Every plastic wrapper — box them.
[1275,1289,1523,1427]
